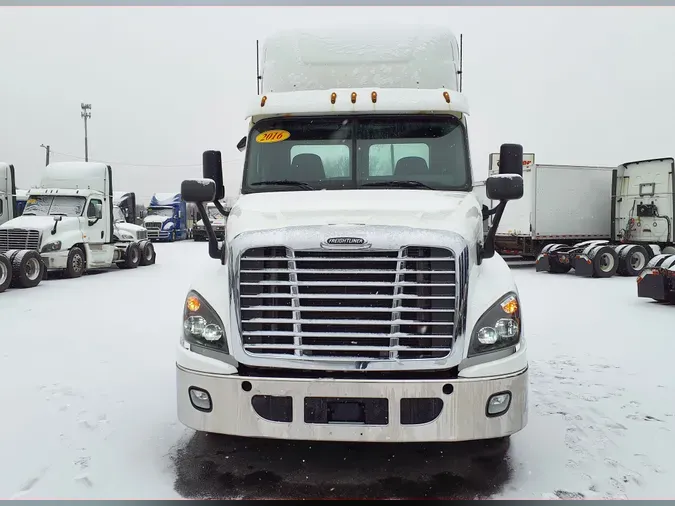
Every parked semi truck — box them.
[1,163,44,292]
[488,154,615,259]
[193,202,227,241]
[0,162,157,283]
[535,157,675,283]
[175,26,528,448]
[144,193,189,242]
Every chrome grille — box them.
[145,223,161,230]
[0,229,40,253]
[137,230,148,240]
[239,246,458,361]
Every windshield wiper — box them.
[361,180,435,190]
[251,180,316,190]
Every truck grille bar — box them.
[0,229,40,253]
[239,246,459,361]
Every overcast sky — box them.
[1,7,674,204]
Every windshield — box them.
[242,115,471,194]
[147,207,174,218]
[113,206,126,223]
[23,195,86,217]
[206,207,224,221]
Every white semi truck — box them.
[488,154,615,259]
[0,162,157,282]
[193,202,227,241]
[535,157,675,286]
[175,26,529,447]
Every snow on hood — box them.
[226,189,483,243]
[0,215,81,233]
[143,216,170,224]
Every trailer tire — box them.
[64,247,86,279]
[118,242,141,269]
[617,245,649,277]
[589,245,618,278]
[139,240,156,266]
[11,250,44,288]
[0,254,12,293]
[663,246,675,256]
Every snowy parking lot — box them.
[1,241,673,499]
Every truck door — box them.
[84,198,114,265]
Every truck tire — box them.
[0,254,11,293]
[118,242,141,269]
[663,246,675,255]
[589,245,618,278]
[64,247,86,279]
[11,250,44,288]
[139,240,156,266]
[617,245,649,277]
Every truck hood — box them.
[143,216,170,225]
[226,189,483,242]
[0,215,82,234]
[196,218,226,227]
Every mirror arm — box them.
[195,202,222,259]
[479,200,507,263]
[213,200,230,218]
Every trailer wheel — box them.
[118,242,141,269]
[589,245,618,278]
[139,240,156,266]
[0,254,12,293]
[64,247,86,279]
[11,250,44,288]
[618,245,649,277]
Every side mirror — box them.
[181,179,217,203]
[498,143,524,176]
[203,150,225,201]
[236,136,247,152]
[486,174,524,201]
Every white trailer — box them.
[488,154,614,259]
[174,26,529,449]
[535,157,675,292]
[0,162,157,282]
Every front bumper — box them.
[176,364,528,443]
[41,250,69,270]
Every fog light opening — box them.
[189,387,212,413]
[486,391,511,418]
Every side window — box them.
[0,197,4,216]
[87,199,103,219]
[368,143,430,176]
[290,145,350,178]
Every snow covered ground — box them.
[1,241,673,499]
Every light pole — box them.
[40,144,50,166]
[81,103,91,162]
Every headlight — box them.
[468,293,521,357]
[182,290,228,353]
[120,233,134,241]
[41,241,62,253]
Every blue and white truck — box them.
[143,192,189,242]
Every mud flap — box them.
[535,254,550,272]
[637,270,669,300]
[574,255,594,277]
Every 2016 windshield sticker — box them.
[255,129,291,143]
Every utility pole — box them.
[81,103,91,162]
[40,144,50,166]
